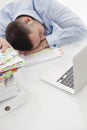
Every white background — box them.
[0,0,87,130]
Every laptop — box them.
[40,43,87,94]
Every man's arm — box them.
[47,0,87,47]
[46,22,87,48]
[35,0,87,47]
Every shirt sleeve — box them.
[0,0,30,38]
[0,2,15,38]
[46,0,87,47]
[46,25,87,48]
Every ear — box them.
[24,17,33,24]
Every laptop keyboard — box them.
[57,67,74,89]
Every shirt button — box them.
[53,44,56,47]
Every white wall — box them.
[58,0,87,25]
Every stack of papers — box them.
[0,48,24,84]
[21,48,63,66]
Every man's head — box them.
[6,16,46,51]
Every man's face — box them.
[28,22,46,49]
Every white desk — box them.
[0,42,87,130]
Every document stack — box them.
[0,48,26,117]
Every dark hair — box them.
[6,21,33,51]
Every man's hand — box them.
[22,39,49,56]
[0,37,12,52]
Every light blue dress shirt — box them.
[0,0,87,48]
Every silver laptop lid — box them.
[73,43,87,93]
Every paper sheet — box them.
[21,48,63,66]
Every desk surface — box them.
[0,41,87,130]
